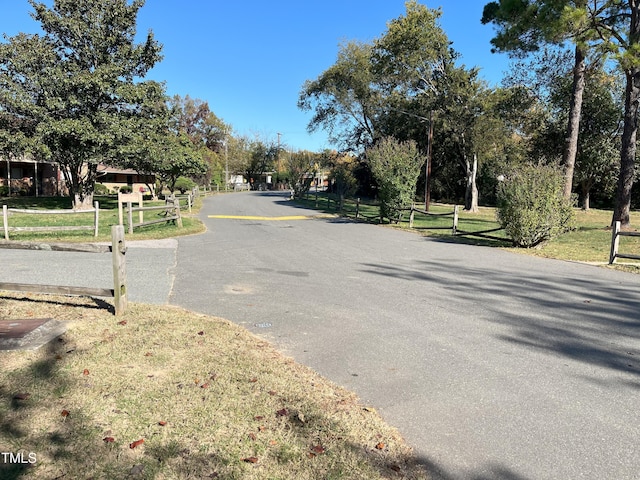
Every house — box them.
[96,165,156,194]
[0,156,64,196]
[0,156,155,197]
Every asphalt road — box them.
[2,192,638,479]
[170,192,640,480]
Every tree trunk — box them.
[581,179,591,211]
[562,44,586,201]
[464,153,479,212]
[614,1,640,227]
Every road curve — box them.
[170,192,640,480]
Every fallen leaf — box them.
[197,331,204,336]
[254,415,264,421]
[242,456,258,463]
[388,464,401,472]
[249,377,258,383]
[158,421,167,426]
[248,433,256,441]
[83,369,90,376]
[13,393,30,400]
[144,352,153,357]
[129,439,144,449]
[375,442,386,450]
[269,440,277,446]
[117,320,127,326]
[258,426,266,432]
[61,410,70,417]
[268,390,277,396]
[201,383,209,389]
[276,408,288,417]
[311,445,325,454]
[103,437,115,443]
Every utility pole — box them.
[425,110,433,211]
[277,132,282,172]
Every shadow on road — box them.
[418,455,533,480]
[359,259,640,381]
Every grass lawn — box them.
[294,193,640,271]
[0,294,426,479]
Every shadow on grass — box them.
[2,295,115,315]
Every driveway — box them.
[168,192,640,480]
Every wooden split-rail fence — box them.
[0,225,127,315]
[609,221,640,264]
[3,202,100,240]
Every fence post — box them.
[609,220,621,264]
[452,205,459,235]
[356,198,360,219]
[174,199,183,228]
[93,201,99,237]
[111,225,127,315]
[3,205,8,240]
[409,205,415,228]
[187,193,192,213]
[127,201,134,234]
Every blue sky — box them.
[2,1,511,152]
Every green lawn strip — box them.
[0,294,427,479]
[1,195,206,242]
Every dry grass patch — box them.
[0,293,427,480]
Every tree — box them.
[366,137,425,222]
[612,1,640,226]
[287,150,315,198]
[299,41,379,151]
[327,152,358,210]
[482,0,612,201]
[244,139,278,189]
[0,0,162,209]
[532,69,622,209]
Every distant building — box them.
[96,165,155,194]
[1,156,155,197]
[0,156,64,196]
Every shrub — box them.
[497,164,575,248]
[94,183,110,195]
[174,176,196,194]
[366,137,424,222]
[119,185,132,194]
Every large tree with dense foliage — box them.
[0,0,162,208]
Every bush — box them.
[119,185,132,194]
[94,183,111,195]
[497,164,575,248]
[174,176,196,194]
[366,137,424,222]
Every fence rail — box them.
[407,204,458,233]
[3,202,100,240]
[125,200,182,234]
[0,225,127,315]
[609,221,640,264]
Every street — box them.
[170,192,640,480]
